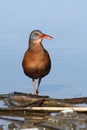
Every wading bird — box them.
[22,30,53,95]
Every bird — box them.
[22,30,53,95]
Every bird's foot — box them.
[34,89,39,95]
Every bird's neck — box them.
[28,43,45,54]
[28,41,43,49]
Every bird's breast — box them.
[22,46,51,79]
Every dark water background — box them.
[0,0,87,129]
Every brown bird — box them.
[22,30,53,95]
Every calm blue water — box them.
[0,0,87,99]
[0,1,87,129]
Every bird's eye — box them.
[35,33,39,36]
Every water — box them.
[0,0,87,129]
[1,32,87,98]
[0,0,87,98]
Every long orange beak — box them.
[40,34,53,40]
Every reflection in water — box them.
[0,112,87,130]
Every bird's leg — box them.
[37,78,41,94]
[32,79,38,95]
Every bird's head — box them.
[29,30,53,44]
